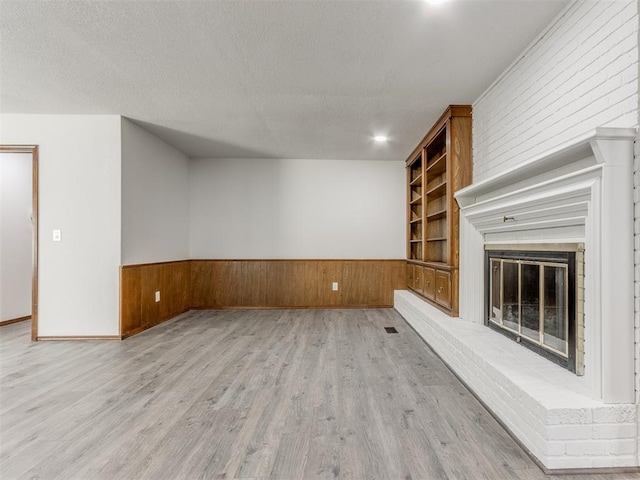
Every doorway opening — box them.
[0,145,39,340]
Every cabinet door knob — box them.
[426,281,430,286]
[437,287,444,293]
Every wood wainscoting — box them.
[121,259,405,338]
[120,261,191,338]
[190,259,405,309]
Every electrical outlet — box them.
[155,291,160,302]
[332,282,339,291]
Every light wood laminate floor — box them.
[1,309,639,480]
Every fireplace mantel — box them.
[455,128,636,209]
[395,127,638,469]
[454,127,636,404]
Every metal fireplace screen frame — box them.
[484,248,580,374]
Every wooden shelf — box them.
[427,209,447,220]
[405,105,472,317]
[426,181,447,197]
[425,261,448,268]
[427,152,447,175]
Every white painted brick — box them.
[545,441,566,456]
[592,455,639,468]
[592,423,638,439]
[547,424,593,440]
[608,439,638,455]
[592,406,637,424]
[565,440,609,456]
[546,408,593,426]
[546,456,593,469]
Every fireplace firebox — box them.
[485,246,583,374]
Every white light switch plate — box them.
[155,291,160,302]
[53,229,61,242]
[332,282,339,291]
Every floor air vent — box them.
[384,327,398,334]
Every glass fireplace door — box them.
[488,258,569,357]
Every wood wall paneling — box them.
[266,261,313,307]
[342,260,405,307]
[122,259,405,339]
[191,260,268,307]
[121,261,190,338]
[140,264,160,328]
[189,260,216,307]
[159,262,190,319]
[318,260,342,307]
[239,261,268,307]
[120,266,142,337]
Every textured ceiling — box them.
[0,0,569,160]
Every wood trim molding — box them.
[188,258,404,263]
[0,315,31,327]
[0,145,39,341]
[121,259,190,269]
[37,336,122,341]
[191,305,394,311]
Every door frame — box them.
[1,145,39,340]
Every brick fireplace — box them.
[395,127,638,470]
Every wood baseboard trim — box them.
[191,305,393,310]
[36,336,122,341]
[120,328,145,340]
[0,315,31,327]
[542,465,640,476]
[120,308,191,339]
[121,259,189,269]
[188,258,404,263]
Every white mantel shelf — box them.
[455,128,637,209]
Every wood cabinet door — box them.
[413,266,424,294]
[435,270,452,309]
[423,268,435,300]
[406,263,414,289]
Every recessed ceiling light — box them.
[374,135,389,142]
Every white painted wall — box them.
[0,114,121,336]
[0,153,32,321]
[189,158,405,259]
[121,118,190,265]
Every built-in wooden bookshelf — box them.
[405,105,472,316]
[408,150,424,261]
